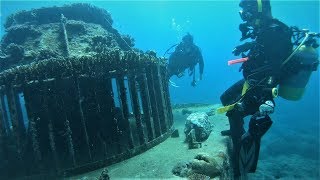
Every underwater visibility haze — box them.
[0,0,319,179]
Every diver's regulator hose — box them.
[281,32,310,67]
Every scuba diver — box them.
[166,33,204,87]
[218,0,319,178]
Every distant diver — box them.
[165,33,204,87]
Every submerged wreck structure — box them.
[0,3,173,179]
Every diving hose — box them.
[281,32,309,67]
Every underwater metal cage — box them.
[0,50,173,178]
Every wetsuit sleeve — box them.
[197,48,204,77]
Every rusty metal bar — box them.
[47,118,60,172]
[77,76,106,161]
[0,92,8,136]
[41,80,60,172]
[0,87,9,135]
[23,84,42,168]
[64,118,76,167]
[106,78,121,153]
[137,73,154,141]
[5,86,24,163]
[160,65,173,127]
[145,63,161,137]
[0,90,8,177]
[93,77,120,156]
[152,64,168,133]
[116,76,134,149]
[75,77,92,161]
[128,75,146,145]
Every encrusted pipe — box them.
[60,14,70,57]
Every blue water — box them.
[1,0,319,178]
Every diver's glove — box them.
[232,42,255,56]
[259,100,274,116]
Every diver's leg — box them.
[226,109,245,178]
[243,113,273,173]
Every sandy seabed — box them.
[70,104,230,179]
[70,104,319,180]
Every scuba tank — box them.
[279,28,320,101]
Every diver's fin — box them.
[238,133,261,176]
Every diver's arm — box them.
[198,50,204,80]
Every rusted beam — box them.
[75,77,92,161]
[128,74,146,145]
[160,66,174,127]
[137,73,154,142]
[145,63,161,138]
[116,76,134,149]
[5,86,25,163]
[151,63,167,133]
[23,85,42,168]
[107,78,121,154]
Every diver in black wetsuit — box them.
[167,33,204,86]
[220,0,293,178]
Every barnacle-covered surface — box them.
[0,3,135,71]
[0,50,165,86]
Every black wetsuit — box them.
[168,42,204,78]
[221,19,292,177]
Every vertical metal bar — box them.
[106,78,121,153]
[0,90,7,136]
[128,75,146,145]
[116,76,134,149]
[75,77,92,160]
[151,63,167,133]
[5,86,24,162]
[64,118,76,167]
[156,64,169,131]
[23,85,42,167]
[0,90,8,176]
[0,91,9,135]
[161,65,174,128]
[47,118,59,172]
[44,80,60,172]
[145,63,162,137]
[93,77,117,156]
[137,73,154,141]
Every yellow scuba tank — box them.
[279,45,319,101]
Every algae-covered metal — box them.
[0,3,173,179]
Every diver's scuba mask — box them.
[239,9,254,22]
[239,0,265,26]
